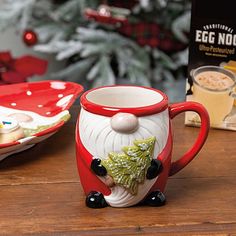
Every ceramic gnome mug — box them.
[76,85,210,208]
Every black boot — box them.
[146,159,163,179]
[86,191,108,208]
[90,158,107,176]
[144,190,166,207]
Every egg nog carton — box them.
[186,0,236,131]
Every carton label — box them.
[186,0,236,131]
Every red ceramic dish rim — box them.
[0,80,84,150]
[80,85,169,117]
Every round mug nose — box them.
[110,112,139,133]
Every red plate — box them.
[0,80,83,160]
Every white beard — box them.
[79,108,169,207]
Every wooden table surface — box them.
[0,106,236,236]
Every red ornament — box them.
[23,30,38,46]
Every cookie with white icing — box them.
[0,117,25,144]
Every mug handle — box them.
[229,90,236,98]
[169,101,210,176]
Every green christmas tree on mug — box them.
[101,136,156,195]
[89,136,164,208]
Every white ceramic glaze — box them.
[110,112,139,133]
[79,107,169,207]
[85,86,164,108]
[0,106,69,130]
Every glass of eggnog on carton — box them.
[186,0,236,130]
